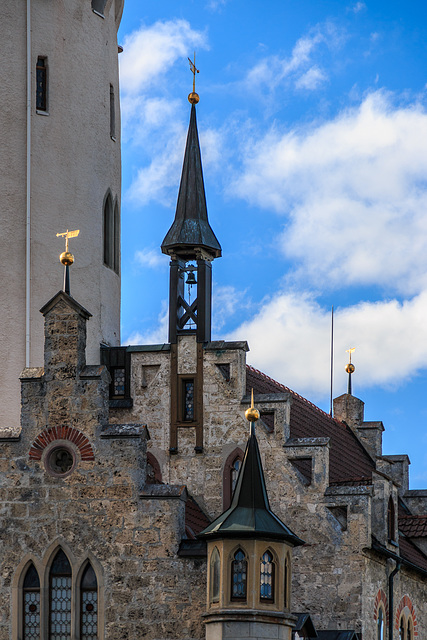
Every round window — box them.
[46,446,75,476]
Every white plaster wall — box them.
[0,0,123,427]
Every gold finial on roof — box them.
[245,388,260,423]
[56,229,80,266]
[188,52,200,104]
[345,347,356,374]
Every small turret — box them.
[199,392,303,640]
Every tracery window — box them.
[260,551,275,602]
[210,547,220,604]
[231,548,247,601]
[23,564,40,639]
[81,564,98,640]
[50,550,72,640]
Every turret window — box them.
[23,564,40,639]
[260,551,275,602]
[231,549,247,601]
[210,547,220,604]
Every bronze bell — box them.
[186,270,197,286]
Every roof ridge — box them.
[246,364,340,423]
[399,514,427,520]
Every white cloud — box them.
[119,20,208,95]
[295,66,327,91]
[135,249,167,270]
[231,91,427,296]
[227,290,427,397]
[351,2,366,13]
[212,285,249,332]
[243,23,343,94]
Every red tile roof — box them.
[398,535,427,572]
[185,496,210,539]
[246,365,375,485]
[399,515,427,538]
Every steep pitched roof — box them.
[161,104,221,259]
[246,365,375,485]
[399,515,427,538]
[185,496,210,539]
[199,423,304,544]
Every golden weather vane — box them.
[56,229,80,266]
[346,347,356,365]
[187,52,200,104]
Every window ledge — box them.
[36,110,49,116]
[110,136,116,142]
[92,9,105,18]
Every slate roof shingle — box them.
[399,515,427,538]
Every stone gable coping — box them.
[0,425,21,441]
[140,484,188,500]
[39,290,92,319]
[19,367,44,380]
[284,437,330,448]
[100,423,148,439]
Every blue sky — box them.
[117,1,427,488]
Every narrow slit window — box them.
[110,84,115,139]
[50,550,72,640]
[91,0,107,15]
[81,564,98,640]
[113,202,120,273]
[36,57,47,112]
[231,549,247,601]
[260,551,275,602]
[103,194,113,269]
[23,563,40,639]
[183,379,195,421]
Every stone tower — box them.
[0,0,123,429]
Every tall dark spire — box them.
[161,104,221,260]
[162,97,221,344]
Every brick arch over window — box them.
[29,427,95,461]
[395,595,417,634]
[374,588,389,625]
[223,447,244,509]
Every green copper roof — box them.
[161,104,221,259]
[199,424,304,545]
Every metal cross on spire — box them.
[187,52,200,104]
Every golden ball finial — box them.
[245,389,260,422]
[188,92,199,104]
[345,363,355,374]
[60,251,74,266]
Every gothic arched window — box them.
[223,448,244,510]
[231,548,247,601]
[50,549,72,640]
[210,547,220,604]
[81,564,98,640]
[260,551,275,602]
[377,605,384,640]
[23,563,40,639]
